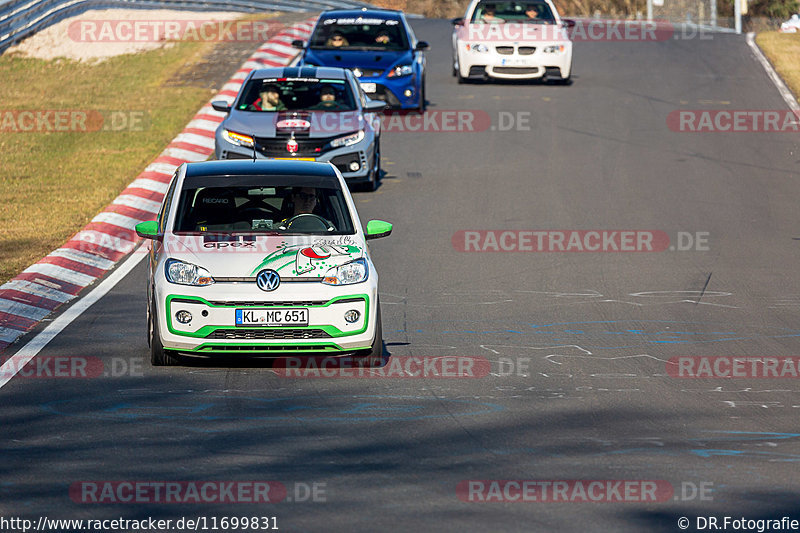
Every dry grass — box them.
[0,39,220,284]
[756,31,800,101]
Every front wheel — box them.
[354,302,383,367]
[150,299,179,366]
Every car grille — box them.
[493,67,540,75]
[196,344,340,352]
[496,46,514,55]
[206,329,332,340]
[366,85,400,107]
[356,68,385,77]
[468,65,487,77]
[518,46,536,55]
[255,135,338,157]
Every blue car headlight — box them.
[165,259,214,286]
[387,64,414,78]
[330,130,365,148]
[322,258,368,286]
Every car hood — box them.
[304,49,412,72]
[165,235,365,278]
[222,110,366,138]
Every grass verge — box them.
[0,23,254,285]
[755,31,800,101]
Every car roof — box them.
[184,160,339,179]
[249,66,349,81]
[318,9,404,19]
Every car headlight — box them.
[466,43,489,53]
[387,64,413,77]
[165,259,214,286]
[322,258,368,286]
[330,130,365,148]
[543,45,566,53]
[223,129,254,147]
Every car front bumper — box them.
[457,44,572,80]
[359,76,421,109]
[215,133,376,183]
[155,281,378,355]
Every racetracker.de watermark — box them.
[274,355,491,378]
[667,356,800,378]
[0,356,142,379]
[0,110,149,133]
[275,110,530,133]
[456,480,712,502]
[70,481,326,504]
[452,230,710,252]
[68,19,284,42]
[668,110,800,132]
[458,20,711,42]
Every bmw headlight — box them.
[467,43,489,53]
[330,130,365,148]
[543,45,566,53]
[322,258,368,286]
[223,129,254,147]
[387,64,413,77]
[165,259,214,286]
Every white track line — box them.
[746,32,800,112]
[0,249,146,389]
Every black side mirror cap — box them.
[211,100,231,113]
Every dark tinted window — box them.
[173,182,354,235]
[310,16,409,51]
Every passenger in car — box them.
[309,86,348,110]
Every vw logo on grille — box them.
[256,269,280,292]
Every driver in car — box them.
[290,187,317,216]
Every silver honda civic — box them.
[213,66,386,191]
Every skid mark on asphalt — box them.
[41,394,505,432]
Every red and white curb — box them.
[0,18,316,352]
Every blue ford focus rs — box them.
[294,9,429,112]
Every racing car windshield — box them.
[309,16,409,51]
[471,1,556,23]
[172,177,355,235]
[236,78,357,112]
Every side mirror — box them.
[562,18,576,28]
[451,17,464,26]
[292,39,305,49]
[364,100,389,112]
[135,220,162,241]
[365,220,392,240]
[211,100,231,113]
[415,41,430,51]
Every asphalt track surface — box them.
[3,18,800,533]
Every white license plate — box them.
[235,308,309,327]
[501,58,531,66]
[360,82,377,93]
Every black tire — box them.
[150,299,179,366]
[373,139,381,183]
[355,302,383,367]
[417,76,426,113]
[357,143,380,192]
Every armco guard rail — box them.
[0,0,371,53]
